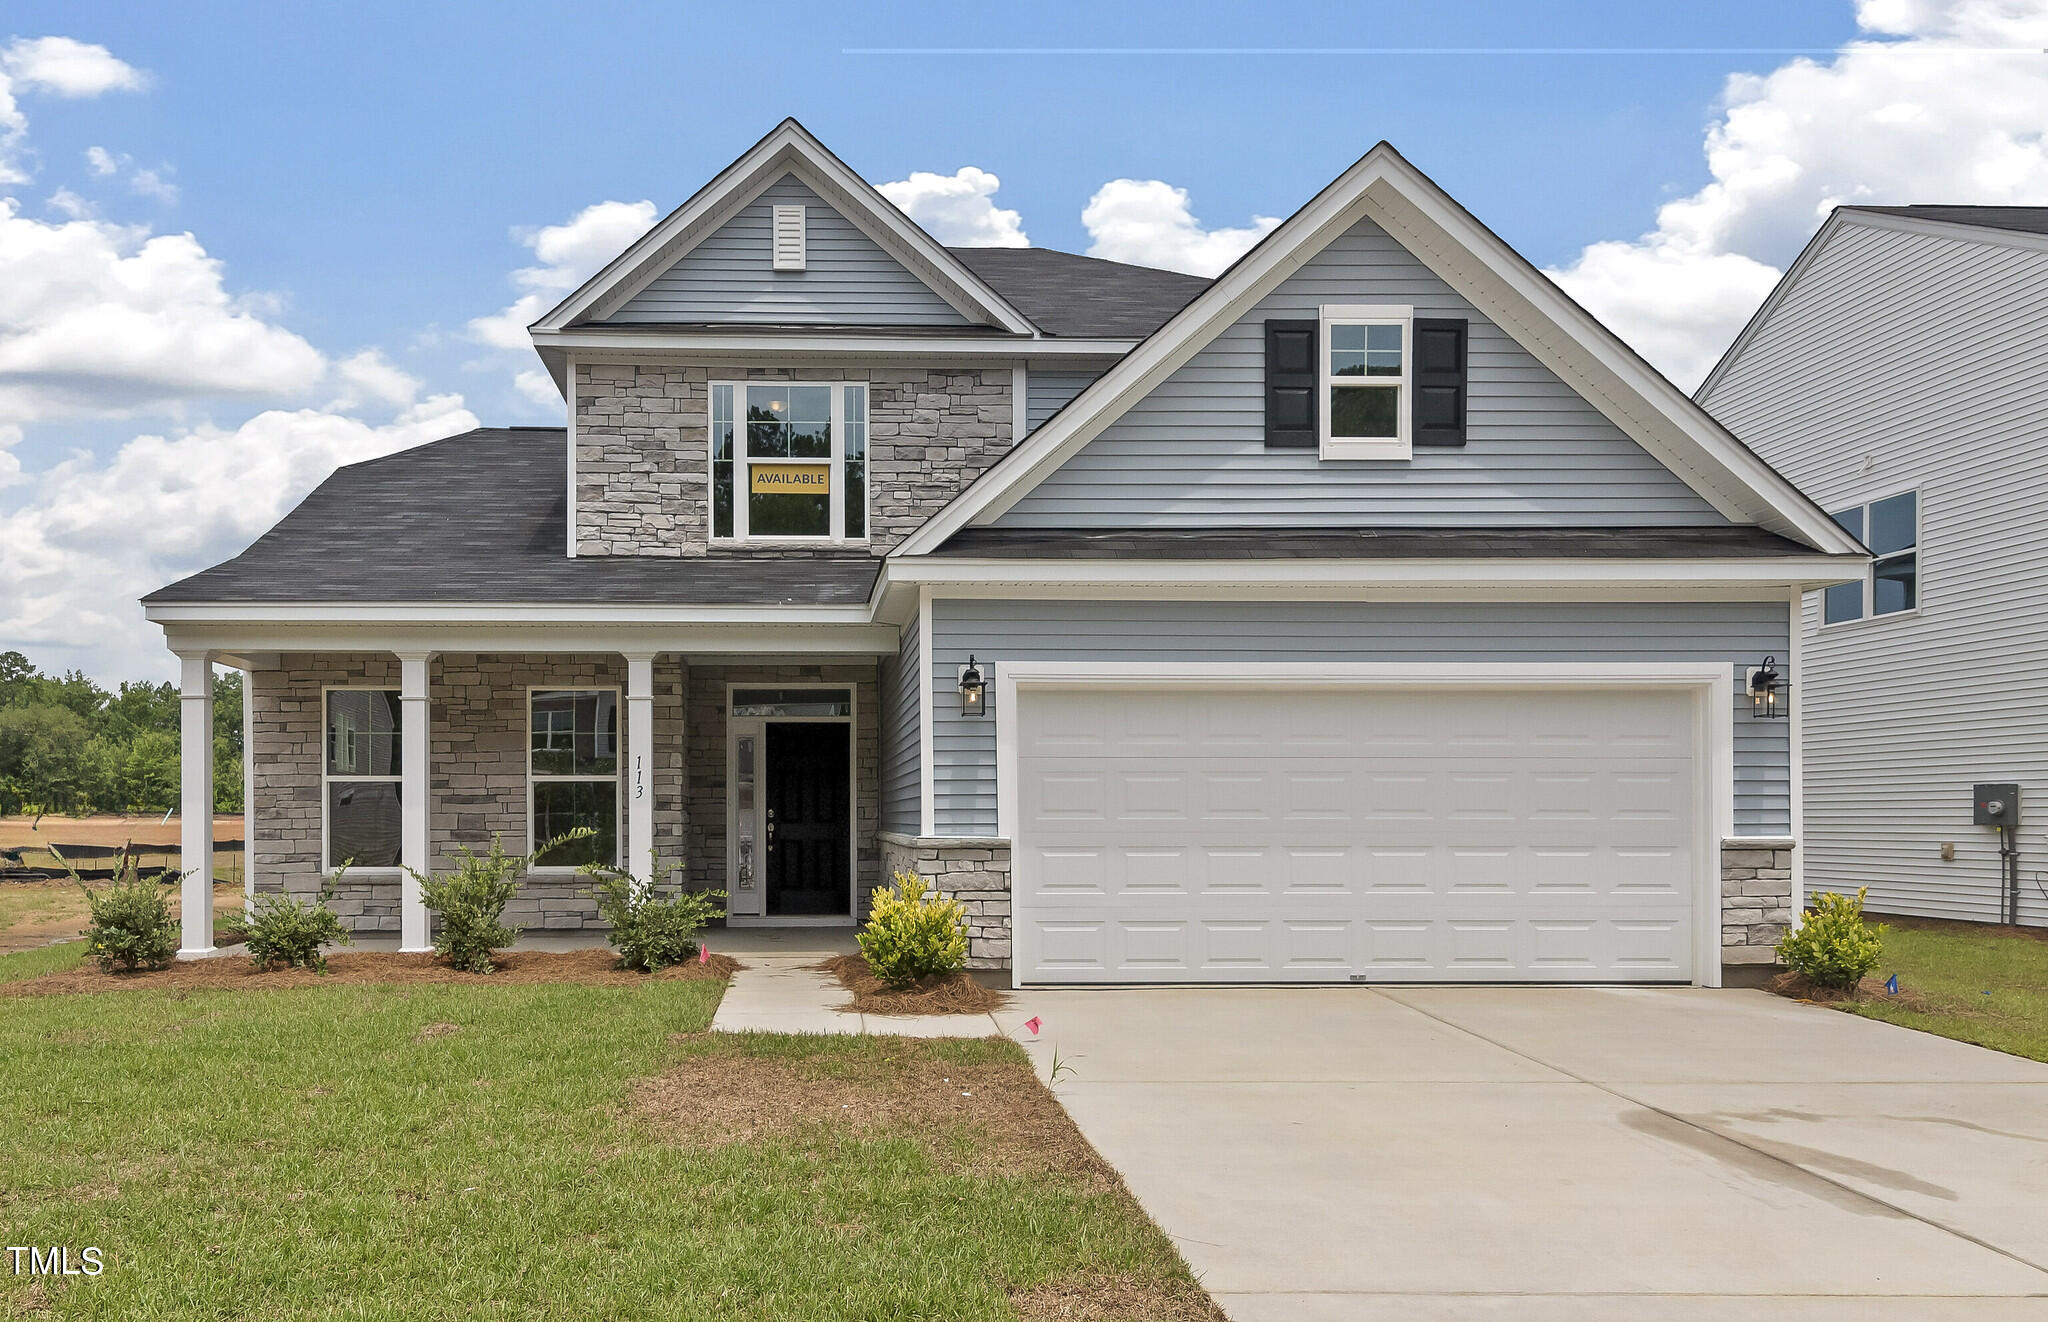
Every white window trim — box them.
[320,684,403,875]
[1319,302,1413,461]
[525,685,624,873]
[710,380,869,545]
[1820,488,1920,629]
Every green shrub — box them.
[858,870,968,989]
[239,870,350,972]
[582,858,725,971]
[1778,887,1886,989]
[62,846,179,973]
[410,831,591,974]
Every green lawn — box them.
[1846,918,2048,1064]
[0,971,1209,1321]
[0,939,85,983]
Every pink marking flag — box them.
[1023,1016,1042,1036]
[699,945,709,964]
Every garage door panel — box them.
[1015,686,1701,984]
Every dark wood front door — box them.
[765,722,851,916]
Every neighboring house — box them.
[1699,205,2048,930]
[146,120,1865,986]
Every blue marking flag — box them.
[1885,974,1899,996]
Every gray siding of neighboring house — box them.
[1025,367,1106,433]
[879,613,922,836]
[1700,217,2048,927]
[994,216,1728,528]
[928,598,1790,837]
[606,175,973,326]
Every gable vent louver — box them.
[772,205,807,271]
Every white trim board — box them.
[891,142,1865,561]
[532,119,1034,337]
[992,659,1734,989]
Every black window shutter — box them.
[1412,318,1467,447]
[1264,319,1318,449]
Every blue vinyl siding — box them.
[879,612,922,834]
[928,598,1790,837]
[607,175,972,327]
[1025,368,1105,433]
[995,216,1726,528]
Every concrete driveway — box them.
[1002,985,2048,1321]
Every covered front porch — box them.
[161,642,887,957]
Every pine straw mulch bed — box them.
[812,951,1009,1016]
[1768,969,1933,1009]
[0,947,742,997]
[634,1034,1222,1322]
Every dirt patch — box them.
[636,1036,1100,1182]
[0,947,741,997]
[1769,969,1931,1009]
[0,880,244,954]
[413,1021,462,1042]
[813,952,1009,1016]
[1009,1274,1223,1322]
[0,813,244,849]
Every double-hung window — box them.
[1825,490,1918,625]
[324,689,402,870]
[711,382,867,541]
[1320,304,1412,459]
[529,689,620,868]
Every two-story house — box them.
[1700,205,2048,931]
[145,120,1865,986]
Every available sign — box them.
[750,464,830,494]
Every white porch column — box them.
[397,651,434,952]
[176,652,215,957]
[624,652,657,891]
[241,667,255,913]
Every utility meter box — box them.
[1973,783,2021,827]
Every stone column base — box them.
[1722,837,1795,970]
[878,831,1012,969]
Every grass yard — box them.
[1841,916,2048,1064]
[0,957,1213,1321]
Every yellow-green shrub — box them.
[858,870,968,989]
[1777,887,1885,989]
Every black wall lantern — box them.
[1748,656,1786,719]
[958,655,988,717]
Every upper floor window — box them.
[1320,304,1412,460]
[711,382,867,542]
[1825,490,1918,625]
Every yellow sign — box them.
[749,464,831,495]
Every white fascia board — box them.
[532,120,1035,336]
[884,554,1866,594]
[156,621,898,657]
[891,143,1865,561]
[531,330,1131,359]
[144,601,877,626]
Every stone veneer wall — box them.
[250,653,689,932]
[878,832,1013,970]
[573,362,1013,555]
[1721,837,1796,967]
[685,662,882,913]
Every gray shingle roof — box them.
[934,526,1818,559]
[945,247,1210,338]
[1850,205,2048,237]
[144,428,880,606]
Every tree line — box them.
[0,651,244,818]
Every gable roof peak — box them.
[529,118,1037,337]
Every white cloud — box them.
[1081,179,1281,276]
[82,146,176,203]
[329,348,421,410]
[1546,0,2048,389]
[84,144,117,175]
[469,199,656,349]
[515,369,562,410]
[1,37,145,97]
[0,421,22,489]
[0,395,477,678]
[0,200,326,419]
[0,39,142,184]
[878,167,1029,247]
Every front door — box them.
[765,722,851,916]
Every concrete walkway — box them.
[1005,984,2048,1321]
[708,927,1009,1038]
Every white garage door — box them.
[1012,685,1702,984]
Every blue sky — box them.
[3,0,2044,679]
